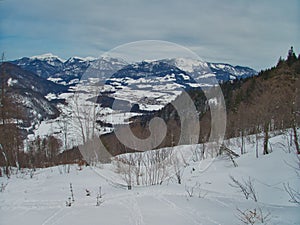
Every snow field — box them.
[1,132,300,224]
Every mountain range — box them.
[11,53,256,85]
[2,53,257,138]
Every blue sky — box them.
[0,0,299,70]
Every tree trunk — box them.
[255,133,259,158]
[241,130,244,155]
[263,122,269,155]
[292,123,300,154]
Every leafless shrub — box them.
[143,149,170,185]
[282,151,300,205]
[185,183,207,198]
[283,183,300,205]
[96,194,104,206]
[115,148,173,187]
[236,207,271,224]
[229,176,258,202]
[70,183,74,202]
[132,154,143,186]
[172,154,184,184]
[66,164,71,173]
[29,168,35,178]
[220,144,239,167]
[58,166,63,175]
[114,155,133,189]
[98,186,104,198]
[230,176,250,199]
[0,182,8,192]
[191,145,203,162]
[185,185,194,197]
[58,165,71,175]
[96,186,104,206]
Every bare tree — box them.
[185,183,206,198]
[69,88,100,146]
[115,154,134,189]
[115,148,172,187]
[143,149,171,185]
[172,153,183,184]
[132,153,143,186]
[57,110,72,151]
[220,144,239,167]
[229,176,258,202]
[291,76,300,154]
[283,183,300,205]
[236,207,271,225]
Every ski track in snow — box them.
[154,195,203,225]
[122,196,145,225]
[155,194,223,225]
[41,208,65,225]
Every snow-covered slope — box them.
[208,62,257,81]
[0,63,68,128]
[0,132,299,225]
[164,58,257,82]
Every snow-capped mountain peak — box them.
[30,53,65,63]
[172,57,209,73]
[66,56,97,63]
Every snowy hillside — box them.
[1,132,299,225]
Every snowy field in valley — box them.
[1,132,299,225]
[32,80,181,150]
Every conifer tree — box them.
[287,46,297,66]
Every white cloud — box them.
[0,0,299,70]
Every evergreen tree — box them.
[287,46,297,66]
[276,56,284,67]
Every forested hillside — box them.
[101,47,300,157]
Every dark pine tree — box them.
[287,46,297,66]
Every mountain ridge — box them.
[0,62,68,128]
[11,54,257,85]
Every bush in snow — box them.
[236,207,271,225]
[229,176,258,202]
[96,186,104,206]
[0,182,8,192]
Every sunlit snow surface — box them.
[1,132,299,225]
